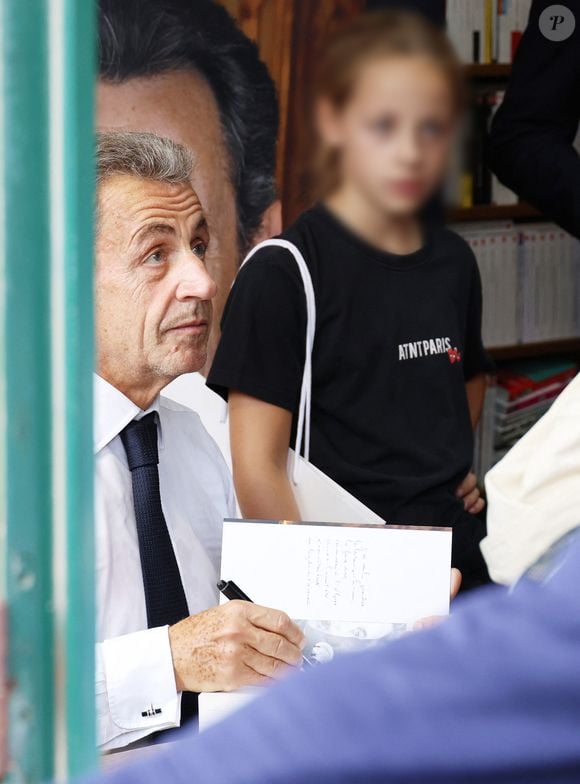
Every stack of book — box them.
[519,225,580,343]
[474,358,579,478]
[446,88,518,207]
[452,222,580,348]
[446,0,532,64]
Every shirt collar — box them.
[94,374,162,454]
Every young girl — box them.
[208,10,492,588]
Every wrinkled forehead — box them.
[96,174,204,239]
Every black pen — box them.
[217,579,314,668]
[217,579,253,602]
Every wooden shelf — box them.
[489,338,580,361]
[446,203,542,222]
[464,63,512,79]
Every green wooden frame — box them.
[1,0,96,778]
[1,1,55,777]
[50,0,96,775]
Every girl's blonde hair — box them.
[313,9,465,198]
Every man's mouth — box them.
[166,320,209,336]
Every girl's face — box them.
[319,55,457,215]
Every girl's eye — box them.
[371,117,395,135]
[421,120,445,139]
[144,249,165,265]
[192,240,207,259]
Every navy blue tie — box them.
[120,412,198,726]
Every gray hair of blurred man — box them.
[96,130,194,193]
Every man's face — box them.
[96,71,239,365]
[95,175,217,404]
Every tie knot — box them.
[120,412,159,471]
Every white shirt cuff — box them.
[100,626,181,743]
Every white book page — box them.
[220,521,452,628]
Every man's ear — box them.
[252,199,282,243]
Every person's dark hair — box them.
[99,0,279,252]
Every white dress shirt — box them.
[94,375,235,751]
[165,372,231,469]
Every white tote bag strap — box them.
[240,239,316,484]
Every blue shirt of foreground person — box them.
[90,529,580,783]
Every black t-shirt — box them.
[209,203,493,528]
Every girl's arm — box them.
[229,390,301,521]
[457,373,488,516]
[465,372,487,429]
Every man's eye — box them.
[192,240,207,258]
[144,250,165,265]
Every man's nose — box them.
[174,252,218,301]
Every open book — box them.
[199,518,452,730]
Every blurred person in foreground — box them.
[93,131,304,752]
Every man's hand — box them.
[168,601,305,693]
[456,471,485,515]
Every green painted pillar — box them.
[0,0,96,779]
[0,0,55,778]
[49,0,96,775]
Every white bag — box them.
[481,372,580,585]
[241,239,385,525]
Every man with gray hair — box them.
[94,131,304,752]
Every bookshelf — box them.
[446,202,541,222]
[453,53,579,361]
[489,339,580,362]
[464,63,512,79]
[445,1,580,480]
